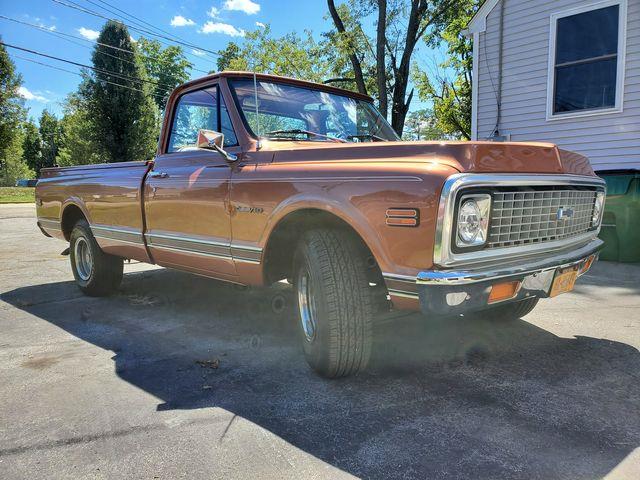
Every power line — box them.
[12,53,166,99]
[1,41,176,90]
[91,0,204,54]
[0,15,210,74]
[51,0,220,61]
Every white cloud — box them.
[192,49,206,56]
[207,7,220,18]
[130,35,137,43]
[199,21,245,37]
[255,21,266,28]
[170,15,196,27]
[224,0,260,15]
[77,27,99,41]
[18,87,47,102]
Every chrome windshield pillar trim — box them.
[433,173,606,267]
[419,238,603,285]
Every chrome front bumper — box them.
[414,238,603,315]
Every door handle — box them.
[149,171,169,179]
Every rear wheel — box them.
[69,220,123,296]
[483,297,539,322]
[294,229,374,378]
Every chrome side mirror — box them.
[197,129,238,162]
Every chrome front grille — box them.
[487,189,597,248]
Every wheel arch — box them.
[60,201,89,241]
[262,206,385,287]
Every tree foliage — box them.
[2,126,34,186]
[39,109,64,172]
[414,0,476,139]
[83,21,158,163]
[137,38,191,112]
[402,108,448,140]
[326,0,465,135]
[21,119,42,174]
[216,26,333,83]
[56,93,103,167]
[0,39,29,184]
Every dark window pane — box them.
[556,5,619,64]
[554,58,617,113]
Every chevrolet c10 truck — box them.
[35,72,606,377]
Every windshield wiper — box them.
[264,129,346,143]
[347,134,388,142]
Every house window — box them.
[548,1,626,119]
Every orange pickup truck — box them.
[36,72,606,377]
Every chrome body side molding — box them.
[144,231,263,264]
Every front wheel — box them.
[294,229,374,378]
[70,220,123,296]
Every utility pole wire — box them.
[1,42,176,90]
[91,0,208,56]
[51,0,220,61]
[12,53,166,99]
[0,15,210,74]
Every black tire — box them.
[294,229,374,378]
[483,297,539,322]
[69,219,123,296]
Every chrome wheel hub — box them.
[74,236,93,281]
[297,270,317,342]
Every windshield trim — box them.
[227,78,399,143]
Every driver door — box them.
[144,84,240,279]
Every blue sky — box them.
[1,0,435,121]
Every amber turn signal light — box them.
[386,208,419,227]
[488,281,521,304]
[578,255,596,276]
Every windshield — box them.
[229,78,399,142]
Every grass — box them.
[0,187,35,204]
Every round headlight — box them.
[592,192,605,226]
[458,199,482,244]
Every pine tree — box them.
[85,21,158,163]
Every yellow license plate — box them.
[549,267,578,297]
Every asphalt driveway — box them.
[1,203,639,479]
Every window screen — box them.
[553,5,620,114]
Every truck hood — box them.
[268,140,595,176]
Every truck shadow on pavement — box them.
[3,267,640,480]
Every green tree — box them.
[402,108,448,140]
[0,38,28,182]
[414,0,476,139]
[56,93,104,166]
[215,26,332,83]
[21,119,42,174]
[2,127,34,186]
[137,38,191,112]
[326,0,463,135]
[39,109,63,172]
[84,21,158,163]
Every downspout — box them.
[493,0,505,137]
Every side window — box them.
[551,3,622,116]
[168,86,237,152]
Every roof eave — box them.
[467,0,501,34]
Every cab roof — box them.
[178,71,374,103]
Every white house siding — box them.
[476,0,640,171]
